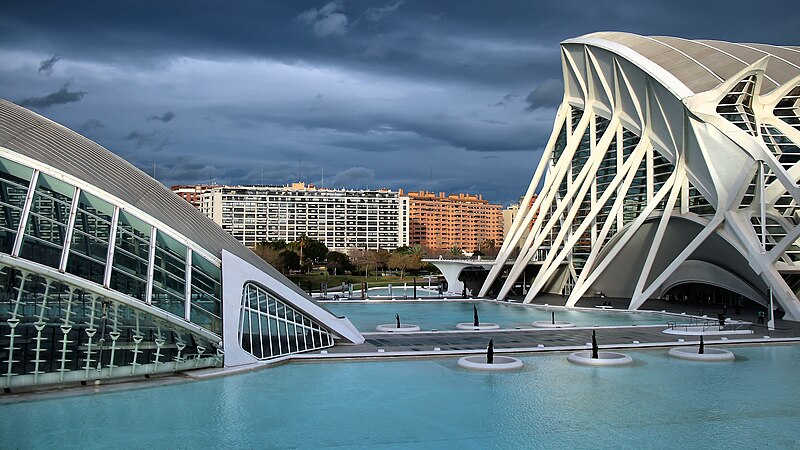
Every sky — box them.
[1,1,798,206]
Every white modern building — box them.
[0,99,363,391]
[483,32,800,321]
[200,183,409,250]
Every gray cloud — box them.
[525,79,563,111]
[1,0,797,206]
[38,55,60,75]
[328,166,375,188]
[77,118,104,133]
[147,111,176,122]
[491,93,518,107]
[123,130,171,151]
[365,0,405,22]
[18,83,87,109]
[297,2,348,37]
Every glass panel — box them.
[237,282,332,359]
[0,157,33,254]
[190,253,222,332]
[151,230,186,318]
[110,210,150,301]
[66,192,113,284]
[19,173,75,268]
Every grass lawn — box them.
[287,272,441,291]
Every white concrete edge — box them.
[221,250,365,367]
[289,336,800,361]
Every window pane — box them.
[20,174,74,268]
[110,211,150,300]
[0,157,32,254]
[152,230,186,318]
[67,192,113,284]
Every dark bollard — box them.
[699,335,705,355]
[473,304,480,327]
[591,330,599,359]
[487,339,494,364]
[395,313,400,329]
[552,311,555,325]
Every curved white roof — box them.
[570,31,800,94]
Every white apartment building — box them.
[201,182,409,250]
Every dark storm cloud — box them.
[491,93,519,107]
[18,83,86,108]
[328,166,375,187]
[525,79,563,111]
[1,0,798,205]
[147,111,176,122]
[38,55,60,75]
[123,130,171,151]
[77,118,104,133]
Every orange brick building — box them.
[170,184,215,208]
[400,189,503,253]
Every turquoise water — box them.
[324,300,672,331]
[2,345,799,448]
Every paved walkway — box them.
[299,316,800,360]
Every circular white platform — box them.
[456,323,500,330]
[457,355,523,371]
[567,351,633,366]
[375,324,421,332]
[668,347,735,361]
[532,320,576,328]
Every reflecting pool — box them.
[324,300,673,331]
[2,345,799,448]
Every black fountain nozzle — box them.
[396,313,400,329]
[473,304,480,327]
[591,330,599,359]
[487,339,494,364]
[551,311,555,325]
[699,335,705,354]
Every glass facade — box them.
[0,155,225,336]
[0,265,220,388]
[239,282,333,359]
[541,107,682,286]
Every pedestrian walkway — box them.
[298,319,800,361]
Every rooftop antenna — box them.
[321,167,324,189]
[153,161,156,179]
[299,159,302,183]
[261,165,264,185]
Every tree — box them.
[349,248,387,277]
[254,244,283,270]
[448,246,463,258]
[375,249,391,272]
[326,251,353,275]
[480,239,498,258]
[263,239,288,251]
[279,250,301,273]
[388,253,420,278]
[287,234,328,272]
